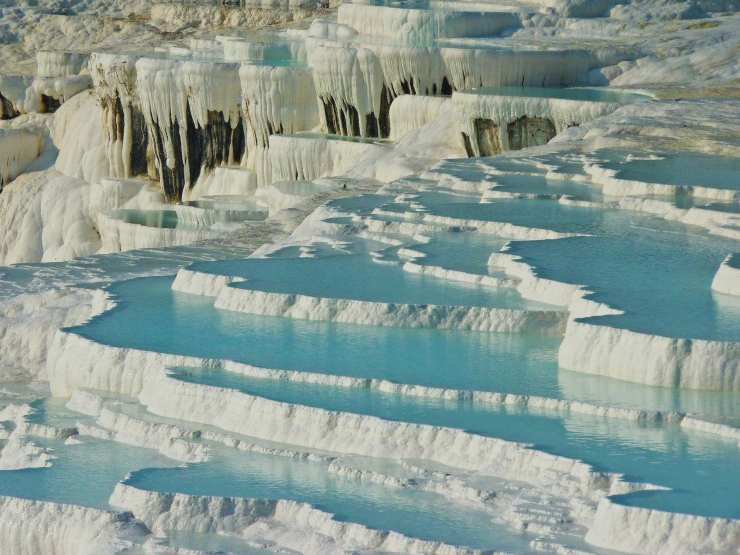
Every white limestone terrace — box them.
[335,1,523,44]
[35,277,740,554]
[268,132,389,183]
[383,160,740,392]
[79,9,615,203]
[0,128,44,189]
[0,51,93,116]
[0,76,31,120]
[713,254,740,297]
[452,86,652,156]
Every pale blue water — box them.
[70,276,740,419]
[160,40,305,68]
[383,191,740,340]
[326,193,394,215]
[507,221,740,341]
[0,243,247,300]
[171,366,740,519]
[599,150,740,192]
[71,276,561,396]
[518,152,591,178]
[0,399,175,508]
[465,86,651,103]
[411,232,509,275]
[237,43,302,67]
[56,247,740,525]
[111,209,182,229]
[0,401,532,552]
[0,436,170,508]
[488,172,602,201]
[125,445,531,552]
[112,206,265,229]
[382,193,601,233]
[4,147,737,545]
[187,253,555,310]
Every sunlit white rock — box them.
[711,255,740,297]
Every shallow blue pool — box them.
[125,445,530,552]
[0,399,174,509]
[187,252,555,310]
[490,172,602,201]
[71,276,740,419]
[71,276,561,396]
[384,191,740,340]
[0,401,530,552]
[464,86,651,104]
[599,150,740,192]
[411,231,509,275]
[171,367,740,519]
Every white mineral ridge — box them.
[306,39,594,137]
[368,209,578,240]
[0,150,197,263]
[92,406,209,463]
[0,128,44,187]
[96,212,218,254]
[47,328,740,550]
[0,287,111,381]
[585,160,739,202]
[585,496,740,555]
[0,75,32,116]
[488,250,583,308]
[239,63,318,147]
[36,51,88,79]
[453,92,623,156]
[56,334,739,441]
[615,196,740,241]
[711,255,740,297]
[184,166,257,200]
[337,3,520,43]
[559,319,740,392]
[52,90,107,185]
[110,483,474,555]
[45,333,620,502]
[0,170,100,264]
[307,18,357,42]
[268,134,388,184]
[171,269,246,297]
[402,259,516,289]
[0,433,54,470]
[491,246,740,392]
[46,332,198,397]
[256,179,336,213]
[209,282,568,334]
[24,75,92,113]
[0,496,149,555]
[88,52,141,180]
[389,95,450,141]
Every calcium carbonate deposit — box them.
[0,0,739,553]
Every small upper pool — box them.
[460,86,652,103]
[188,251,556,310]
[111,209,182,229]
[598,150,740,193]
[110,204,266,230]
